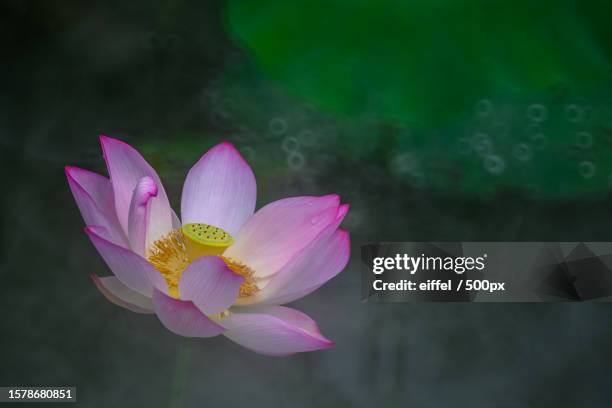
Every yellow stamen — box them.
[148,230,190,298]
[147,227,259,302]
[209,310,232,319]
[222,257,259,298]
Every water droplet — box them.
[269,118,288,136]
[578,161,596,178]
[471,133,492,155]
[526,104,547,122]
[483,155,506,174]
[282,137,300,153]
[565,104,584,123]
[530,133,547,149]
[513,143,533,161]
[287,151,305,170]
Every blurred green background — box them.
[3,0,612,406]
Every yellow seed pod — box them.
[180,223,234,260]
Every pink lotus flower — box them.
[66,136,350,356]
